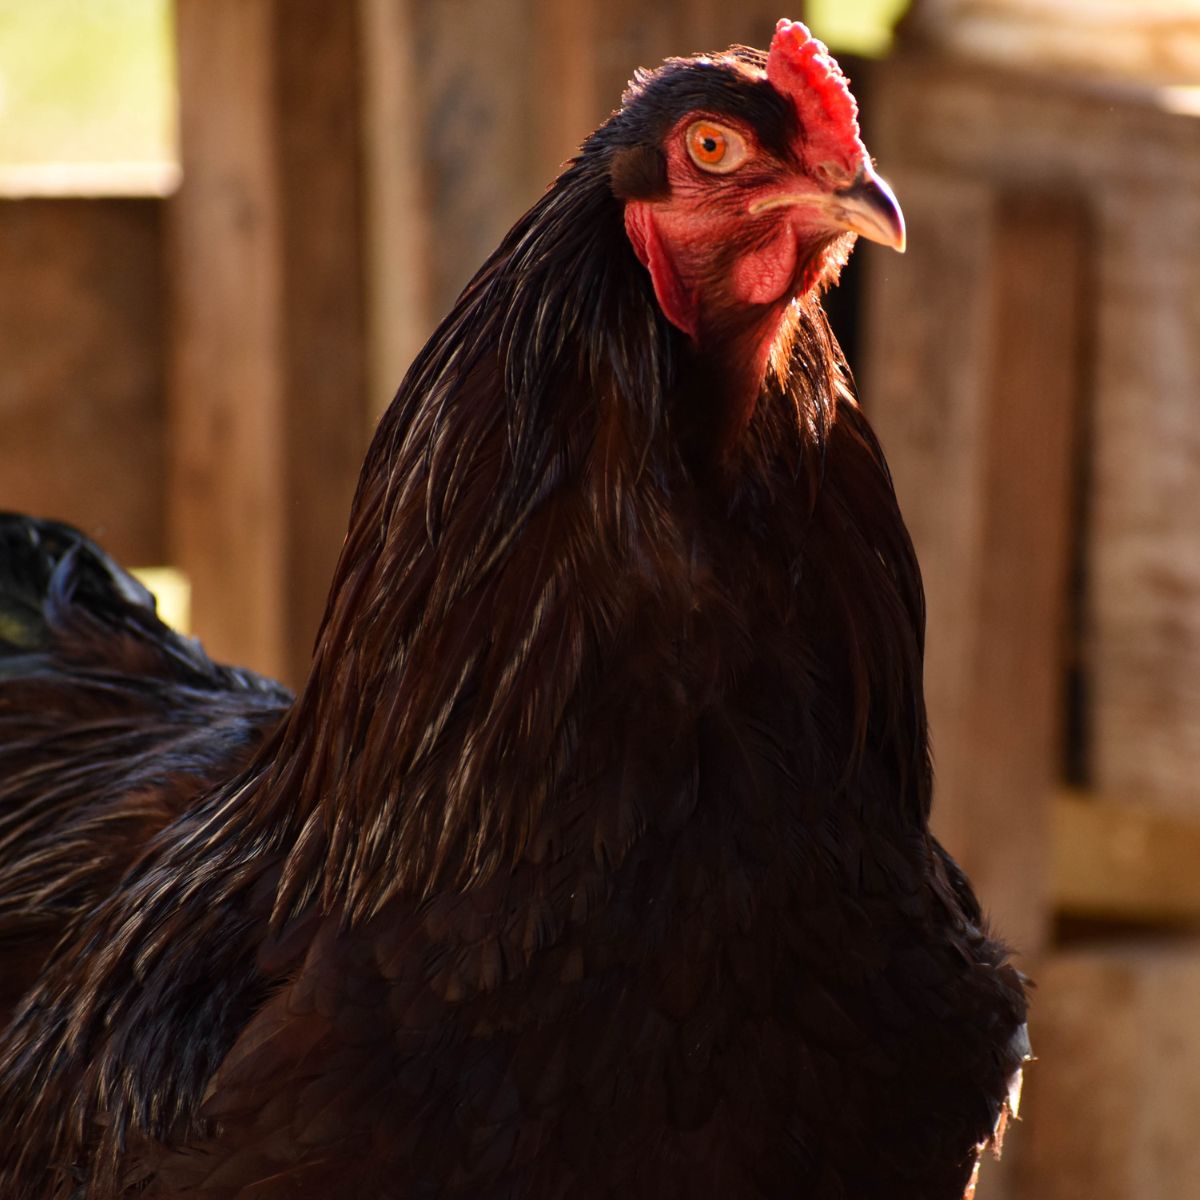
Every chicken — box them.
[0,19,1028,1200]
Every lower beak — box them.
[830,166,906,252]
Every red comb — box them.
[766,18,866,174]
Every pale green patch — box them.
[807,0,911,58]
[0,0,176,166]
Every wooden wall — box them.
[861,48,1200,1200]
[0,198,166,568]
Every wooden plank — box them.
[870,51,1200,816]
[359,0,436,420]
[1053,791,1200,926]
[947,193,1086,956]
[860,171,997,863]
[906,0,1200,85]
[0,197,166,567]
[1020,945,1200,1200]
[170,0,287,680]
[861,50,1200,1200]
[274,0,370,682]
[870,54,1200,193]
[862,177,1086,957]
[171,0,368,685]
[358,0,549,418]
[1087,181,1200,816]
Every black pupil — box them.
[702,136,718,153]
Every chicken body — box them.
[0,22,1027,1200]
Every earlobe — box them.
[609,145,669,200]
[623,202,699,339]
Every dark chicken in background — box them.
[0,19,1027,1200]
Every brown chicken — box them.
[0,20,1027,1199]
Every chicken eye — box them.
[685,121,748,175]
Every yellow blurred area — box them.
[0,0,176,167]
[130,566,191,634]
[808,0,912,55]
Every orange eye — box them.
[685,120,748,174]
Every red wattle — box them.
[624,202,699,339]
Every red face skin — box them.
[621,114,857,447]
[623,110,861,342]
[621,20,904,451]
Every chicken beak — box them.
[830,166,906,253]
[746,163,907,253]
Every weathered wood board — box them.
[0,198,166,568]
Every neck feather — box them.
[235,160,928,927]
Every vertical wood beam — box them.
[862,183,1087,958]
[274,1,369,682]
[170,0,287,679]
[1022,946,1200,1200]
[861,172,997,858]
[359,0,435,420]
[955,194,1086,953]
[1088,183,1200,814]
[171,0,367,685]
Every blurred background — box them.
[2,1,1199,1195]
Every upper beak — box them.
[747,163,907,254]
[830,165,906,253]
